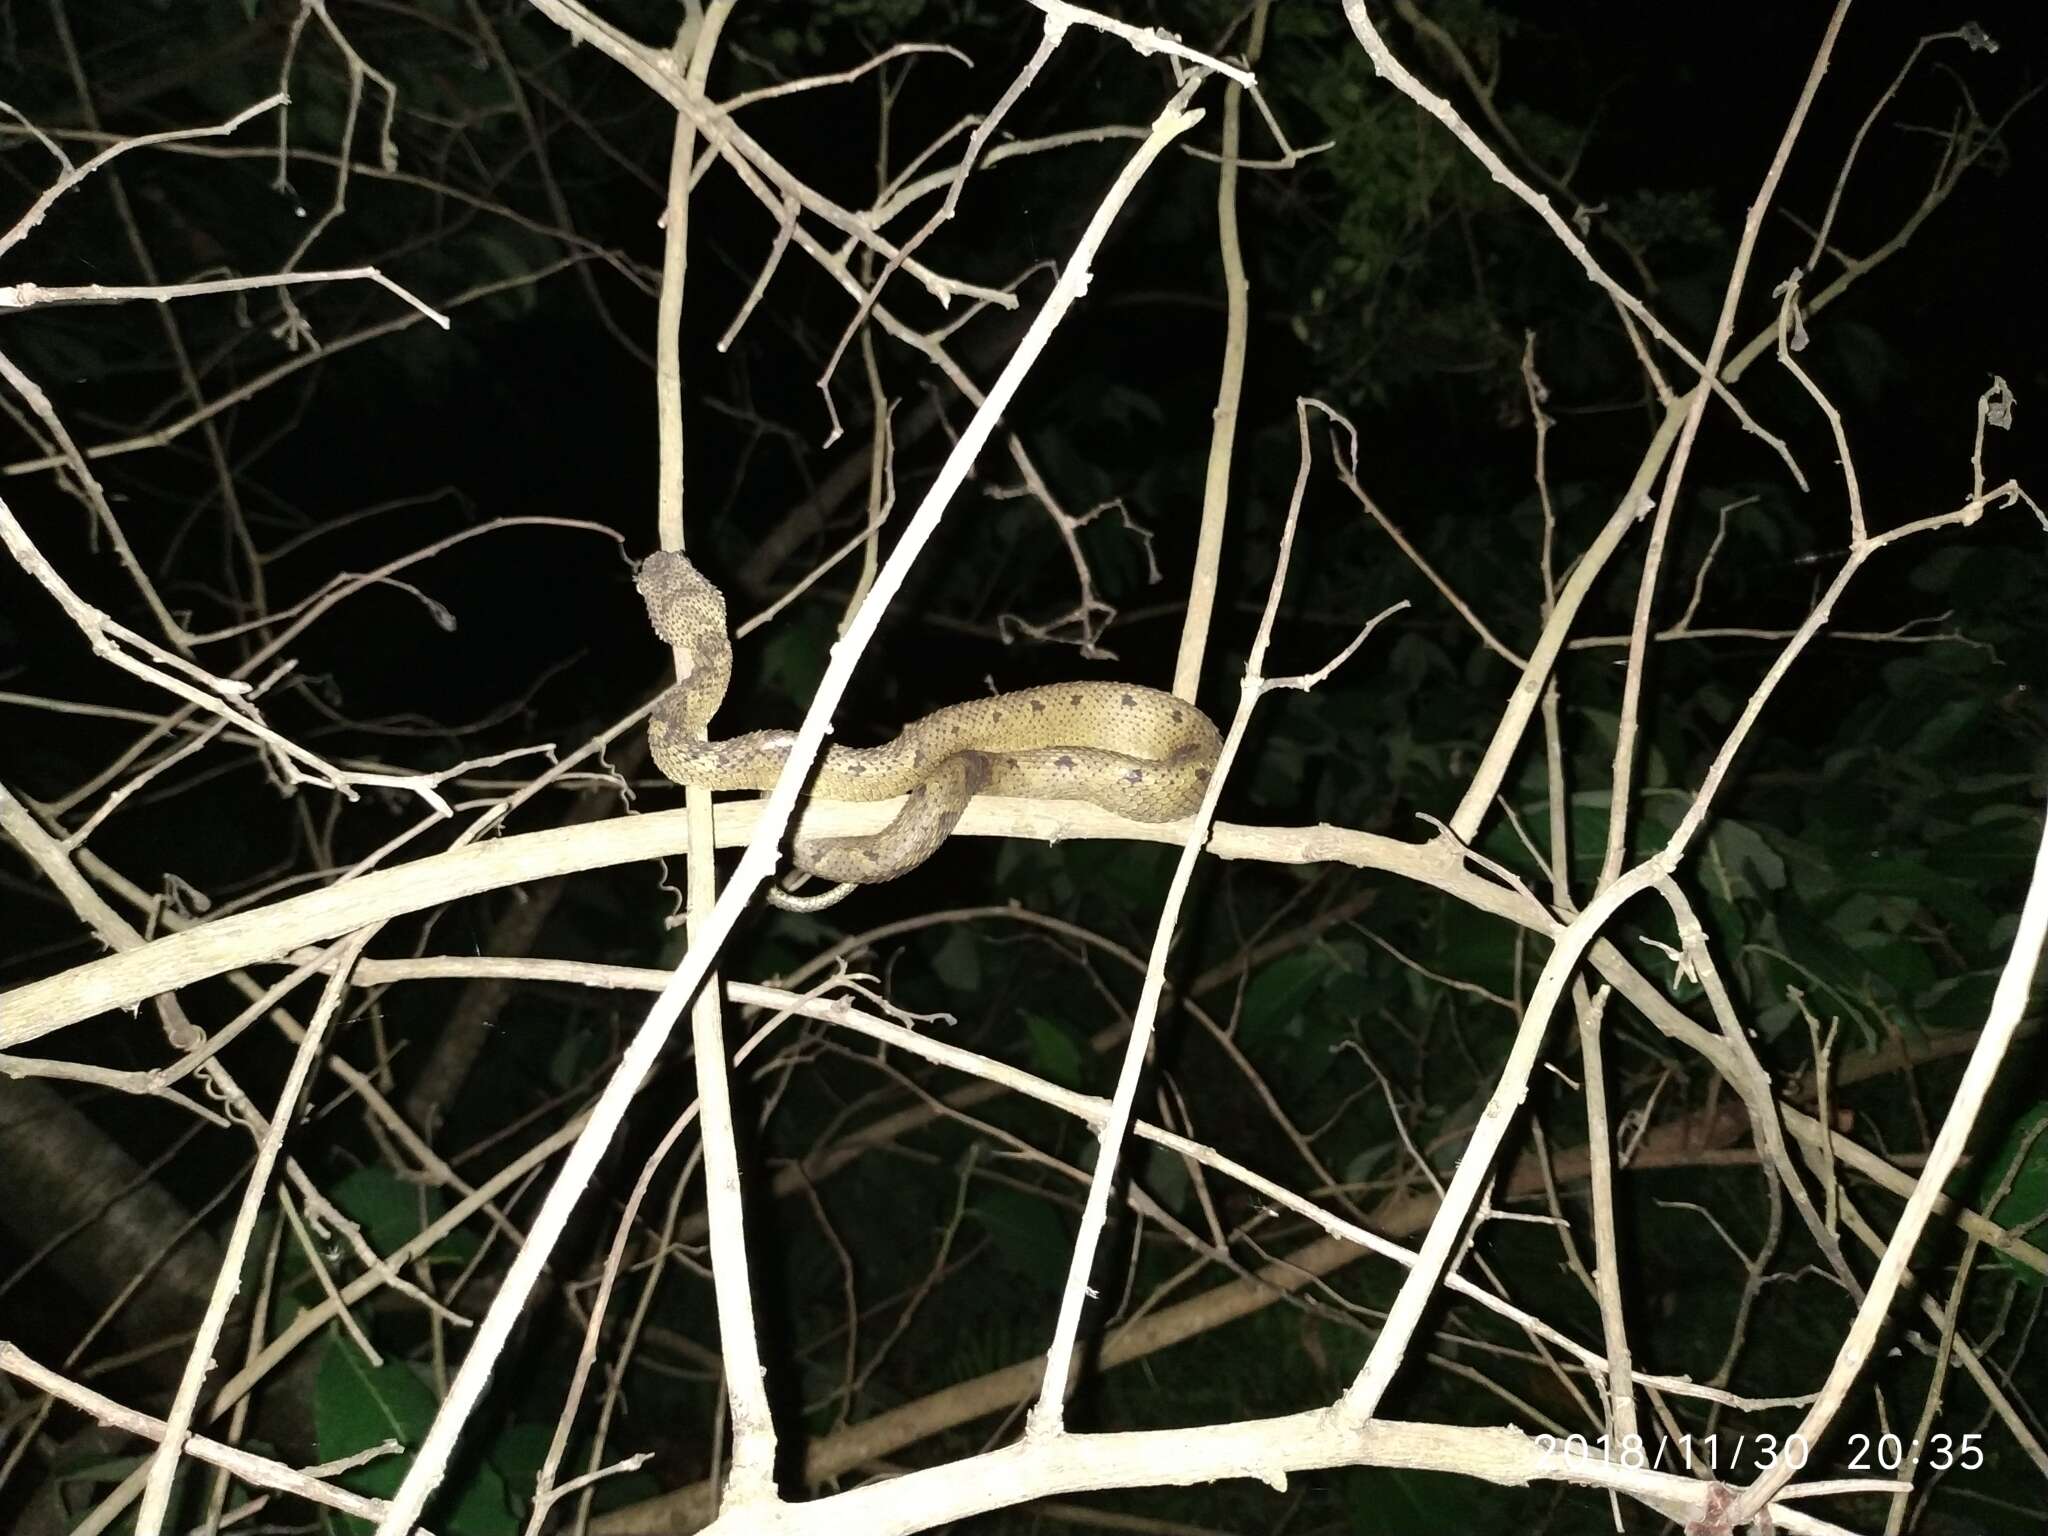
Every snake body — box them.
[637,551,1221,893]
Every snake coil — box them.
[638,551,1221,906]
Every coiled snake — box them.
[637,551,1222,905]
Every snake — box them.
[637,550,1222,906]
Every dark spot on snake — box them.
[1068,694,1082,707]
[1120,692,1138,709]
[1031,699,1047,713]
[1055,754,1076,770]
[1195,767,1212,783]
[1124,768,1146,785]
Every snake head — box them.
[636,550,727,646]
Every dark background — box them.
[0,3,2044,1533]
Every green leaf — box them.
[1769,903,1877,1000]
[327,1166,477,1275]
[482,1422,555,1500]
[1845,934,1937,1000]
[332,1167,430,1259]
[930,926,982,991]
[548,1024,607,1093]
[1706,819,1785,896]
[1022,1011,1084,1088]
[1915,970,2001,1033]
[1430,901,1519,1004]
[1834,856,1996,938]
[758,613,831,708]
[43,1447,147,1512]
[1904,698,1985,759]
[1138,1142,1192,1216]
[969,1186,1069,1288]
[316,1335,518,1534]
[1977,1104,2048,1290]
[1242,951,1330,1040]
[1929,811,2047,885]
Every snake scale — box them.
[638,551,1222,902]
